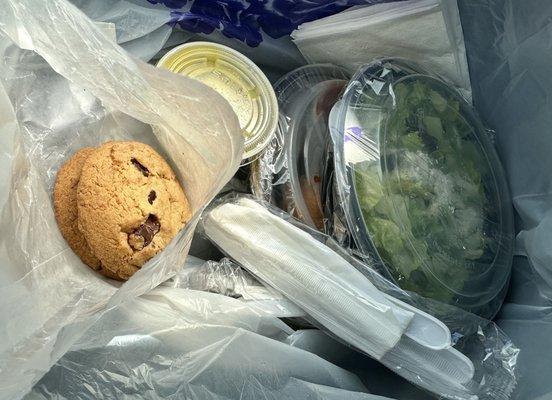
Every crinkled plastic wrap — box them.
[330,59,514,319]
[0,0,243,398]
[163,256,304,318]
[27,272,385,400]
[200,194,519,400]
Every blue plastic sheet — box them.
[147,0,401,46]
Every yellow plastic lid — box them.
[157,41,278,162]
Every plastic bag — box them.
[457,0,552,302]
[496,301,552,400]
[27,279,386,400]
[200,194,519,400]
[0,0,243,398]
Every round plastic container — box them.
[250,64,349,229]
[286,80,348,229]
[157,42,278,162]
[331,59,514,318]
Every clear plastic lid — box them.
[331,60,514,317]
[286,80,348,230]
[250,64,349,228]
[157,41,278,162]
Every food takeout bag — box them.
[2,0,552,399]
[0,0,244,398]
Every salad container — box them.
[330,59,514,318]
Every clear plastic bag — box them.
[0,0,243,398]
[458,0,552,303]
[162,256,305,318]
[458,2,552,398]
[200,194,519,400]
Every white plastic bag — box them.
[0,0,243,398]
[26,281,387,400]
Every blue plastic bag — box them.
[148,0,400,46]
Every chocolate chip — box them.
[131,158,149,177]
[128,214,160,251]
[148,190,156,204]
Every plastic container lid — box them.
[250,64,349,219]
[331,59,514,317]
[250,64,349,228]
[157,41,278,162]
[286,80,348,230]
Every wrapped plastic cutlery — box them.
[201,196,485,399]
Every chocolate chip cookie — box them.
[54,147,102,270]
[77,141,191,280]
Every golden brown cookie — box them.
[54,148,102,270]
[77,141,191,280]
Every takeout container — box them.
[250,64,349,228]
[330,59,514,318]
[157,41,278,163]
